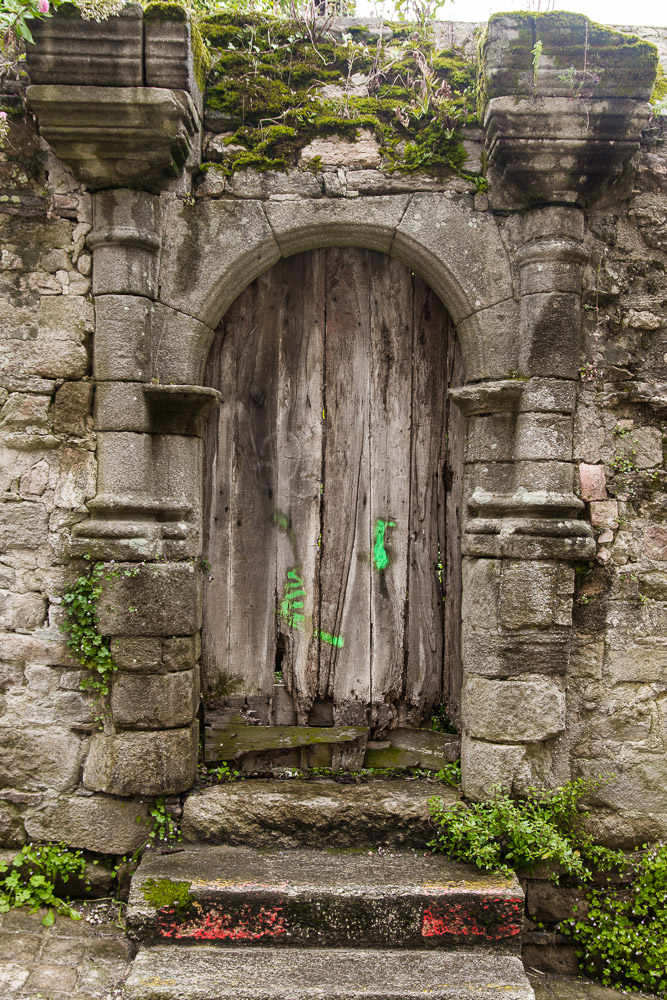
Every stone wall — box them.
[0,9,666,856]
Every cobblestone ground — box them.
[0,903,134,999]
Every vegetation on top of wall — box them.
[198,11,481,181]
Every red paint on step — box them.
[157,903,286,941]
[421,897,522,941]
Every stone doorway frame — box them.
[23,9,656,803]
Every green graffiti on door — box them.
[278,567,344,648]
[373,519,395,572]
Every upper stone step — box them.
[124,944,535,1000]
[127,845,523,951]
[181,778,460,848]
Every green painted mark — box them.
[317,630,344,648]
[279,568,306,631]
[373,519,396,572]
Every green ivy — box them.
[428,777,623,878]
[0,843,88,926]
[60,558,139,700]
[562,844,667,993]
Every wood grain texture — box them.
[203,248,463,731]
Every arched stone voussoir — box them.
[158,198,281,329]
[392,193,515,325]
[262,194,410,259]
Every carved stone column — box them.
[457,12,657,798]
[26,5,214,797]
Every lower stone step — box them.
[181,778,460,848]
[127,845,524,950]
[124,945,535,1000]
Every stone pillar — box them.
[454,11,657,800]
[25,5,215,798]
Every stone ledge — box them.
[25,85,199,192]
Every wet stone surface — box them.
[0,903,135,999]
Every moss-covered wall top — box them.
[194,11,481,182]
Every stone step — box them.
[181,778,460,848]
[127,845,524,950]
[124,944,535,1000]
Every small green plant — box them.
[610,454,637,475]
[0,843,88,926]
[433,760,461,787]
[214,762,241,782]
[531,39,542,91]
[563,843,667,994]
[60,558,140,701]
[147,797,181,846]
[428,778,622,878]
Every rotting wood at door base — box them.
[204,716,460,769]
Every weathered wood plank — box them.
[205,723,368,761]
[444,322,465,727]
[274,252,325,721]
[319,248,372,724]
[403,278,449,721]
[368,254,413,728]
[203,271,282,698]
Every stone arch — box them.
[155,193,518,388]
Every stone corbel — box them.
[480,12,658,210]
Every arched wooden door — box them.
[203,247,463,740]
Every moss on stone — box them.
[199,13,480,181]
[144,1,188,22]
[652,64,667,105]
[142,877,194,913]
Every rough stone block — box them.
[464,632,570,677]
[525,883,589,923]
[111,636,162,672]
[94,295,152,383]
[462,558,501,632]
[519,293,581,379]
[111,667,198,729]
[465,414,516,463]
[607,644,667,682]
[578,463,607,501]
[162,635,199,671]
[299,130,381,168]
[462,676,566,742]
[455,298,520,381]
[461,736,554,800]
[644,524,667,561]
[54,448,96,509]
[0,728,82,792]
[590,500,618,529]
[158,198,280,328]
[0,630,74,667]
[0,591,46,630]
[24,795,150,854]
[94,382,151,433]
[151,305,215,386]
[499,561,574,630]
[0,801,26,847]
[0,503,49,550]
[515,413,573,461]
[96,561,201,638]
[83,724,198,796]
[54,381,93,437]
[616,426,663,469]
[392,192,514,325]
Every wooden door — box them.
[202,247,463,734]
